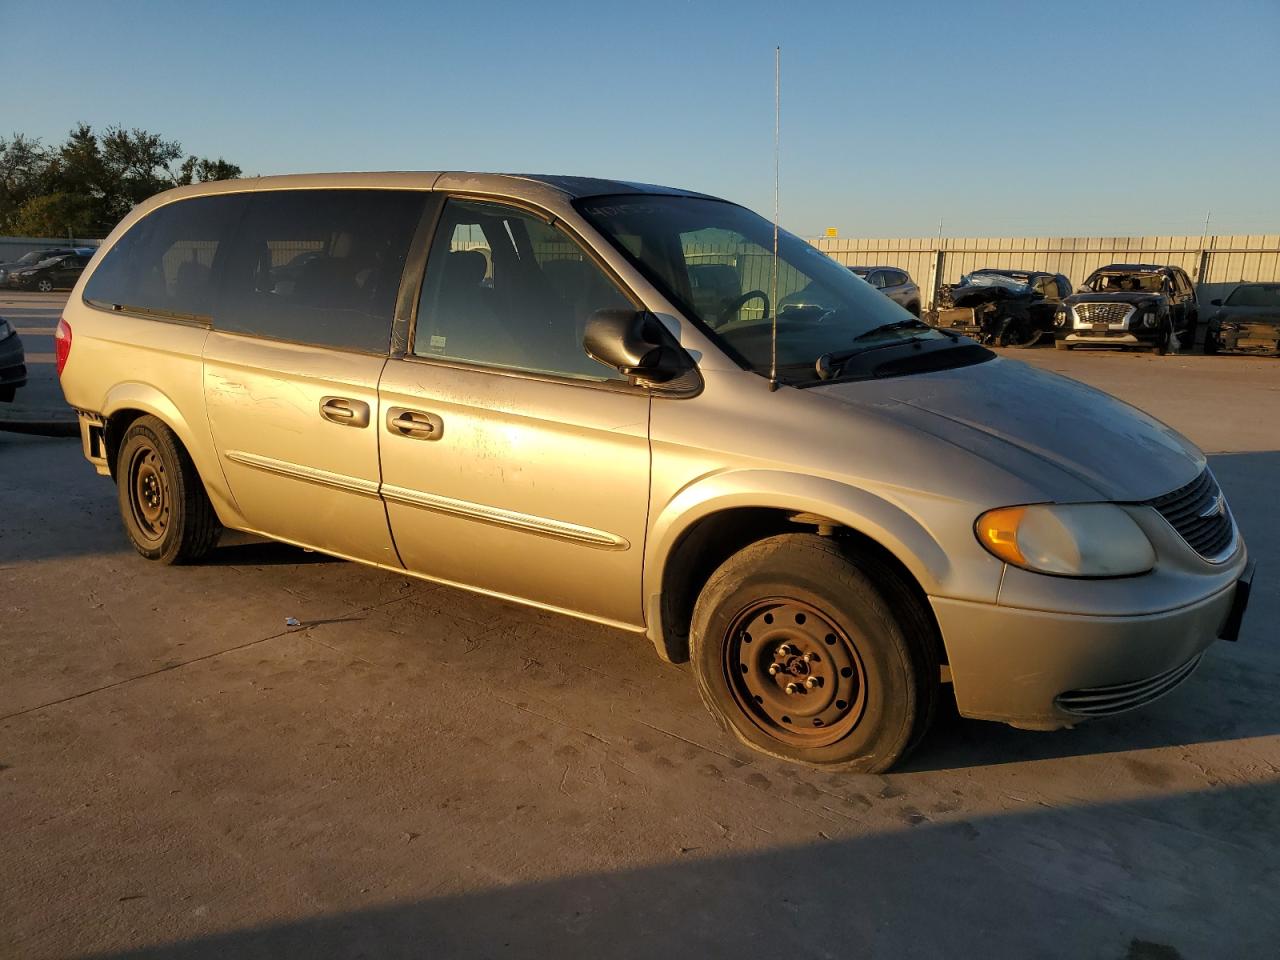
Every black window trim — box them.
[396,191,691,396]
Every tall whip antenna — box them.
[769,45,781,392]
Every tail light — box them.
[55,317,72,376]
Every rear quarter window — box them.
[83,194,247,318]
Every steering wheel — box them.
[717,289,770,327]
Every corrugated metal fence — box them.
[811,234,1280,309]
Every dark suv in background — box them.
[0,246,93,287]
[6,252,91,292]
[1057,264,1197,354]
[850,266,921,315]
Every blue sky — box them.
[5,0,1277,237]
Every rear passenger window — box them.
[412,199,633,381]
[83,194,247,318]
[217,190,425,353]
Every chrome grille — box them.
[1074,302,1133,326]
[1146,469,1236,561]
[1056,655,1202,717]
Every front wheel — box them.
[1153,320,1173,355]
[116,416,222,564]
[690,534,938,772]
[36,278,54,293]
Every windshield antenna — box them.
[769,45,781,392]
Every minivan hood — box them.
[814,357,1203,502]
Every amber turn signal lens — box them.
[976,506,1028,567]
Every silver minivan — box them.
[57,173,1253,772]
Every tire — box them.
[1203,330,1219,355]
[690,533,938,773]
[1153,320,1172,355]
[115,415,222,564]
[36,278,54,293]
[1178,316,1197,353]
[907,301,921,318]
[0,386,14,403]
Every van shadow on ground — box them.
[81,780,1279,960]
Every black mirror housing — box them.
[1210,298,1223,306]
[584,309,681,383]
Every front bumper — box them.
[1059,330,1149,347]
[930,569,1252,729]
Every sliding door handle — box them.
[319,396,370,428]
[387,406,444,441]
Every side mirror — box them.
[1210,298,1223,307]
[584,309,681,383]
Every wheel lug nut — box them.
[777,644,794,656]
[802,652,817,663]
[805,676,819,689]
[768,664,781,676]
[784,682,801,695]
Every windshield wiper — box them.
[813,321,961,381]
[852,317,933,341]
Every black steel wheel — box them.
[724,598,868,748]
[691,533,938,772]
[126,442,171,542]
[116,415,222,563]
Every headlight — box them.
[1053,306,1069,327]
[975,503,1155,577]
[0,319,12,340]
[1141,307,1160,328]
[19,270,36,277]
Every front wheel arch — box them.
[648,490,949,667]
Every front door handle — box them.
[387,406,444,441]
[320,396,370,428]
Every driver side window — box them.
[413,199,632,381]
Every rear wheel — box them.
[690,534,938,773]
[116,416,222,564]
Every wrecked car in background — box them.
[1204,283,1280,355]
[1057,264,1198,354]
[929,269,1070,347]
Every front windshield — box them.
[1088,271,1163,293]
[576,195,948,378]
[1224,284,1280,308]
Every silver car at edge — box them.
[56,172,1254,772]
[850,265,922,316]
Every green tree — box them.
[0,124,242,237]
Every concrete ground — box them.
[1,296,1277,959]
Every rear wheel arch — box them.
[100,386,240,524]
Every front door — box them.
[378,197,652,627]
